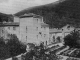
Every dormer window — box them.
[67,26,70,30]
[67,26,70,28]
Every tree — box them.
[0,37,10,59]
[0,34,26,59]
[0,37,5,46]
[7,34,26,57]
[64,30,80,48]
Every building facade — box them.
[49,28,63,44]
[61,24,75,37]
[49,24,75,44]
[0,22,19,39]
[0,13,49,46]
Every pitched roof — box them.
[0,22,19,26]
[41,23,49,27]
[19,13,42,18]
[49,28,62,33]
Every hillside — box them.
[0,13,13,22]
[15,0,80,28]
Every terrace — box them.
[59,48,80,58]
[50,46,67,54]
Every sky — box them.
[0,0,59,14]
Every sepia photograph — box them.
[0,0,80,60]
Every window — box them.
[67,26,70,30]
[39,32,41,34]
[37,19,38,23]
[36,27,38,30]
[67,26,70,28]
[8,27,10,30]
[37,35,38,39]
[46,41,47,45]
[44,27,46,30]
[44,34,46,37]
[2,30,3,33]
[13,27,16,30]
[26,36,27,41]
[39,32,42,36]
[40,19,42,22]
[26,26,27,33]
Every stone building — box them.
[0,13,49,45]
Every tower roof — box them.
[19,13,42,18]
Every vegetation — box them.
[0,34,26,59]
[0,0,80,28]
[15,0,80,28]
[7,34,26,56]
[64,30,80,48]
[0,37,10,59]
[24,43,60,60]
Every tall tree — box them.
[64,30,80,48]
[7,34,26,56]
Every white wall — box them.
[14,16,19,22]
[19,16,49,45]
[0,15,49,46]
